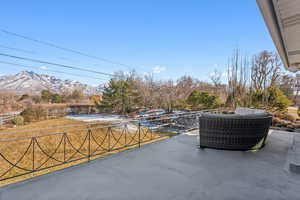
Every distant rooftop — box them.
[1,130,300,200]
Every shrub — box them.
[187,90,221,110]
[12,116,24,126]
[51,93,62,103]
[251,87,291,112]
[251,90,264,106]
[18,94,30,101]
[41,90,52,103]
[34,106,47,120]
[267,87,291,112]
[20,108,35,123]
[174,100,191,110]
[20,106,47,123]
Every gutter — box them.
[256,0,295,71]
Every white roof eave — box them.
[257,0,300,72]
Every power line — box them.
[0,44,36,54]
[0,60,110,81]
[0,52,117,77]
[0,28,135,69]
[0,44,111,68]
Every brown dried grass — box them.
[0,118,166,186]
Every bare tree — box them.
[0,91,19,113]
[250,51,282,105]
[293,74,300,104]
[277,73,300,105]
[227,49,250,108]
[279,74,295,100]
[175,76,198,101]
[141,73,156,109]
[209,69,222,89]
[251,51,281,91]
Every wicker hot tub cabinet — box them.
[199,111,272,150]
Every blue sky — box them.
[0,0,275,85]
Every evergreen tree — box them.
[187,90,221,110]
[99,76,142,114]
[51,93,62,103]
[41,90,52,103]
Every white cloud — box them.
[222,72,228,78]
[209,70,227,78]
[152,66,166,74]
[124,71,130,76]
[39,66,48,70]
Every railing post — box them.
[32,137,35,172]
[88,129,91,162]
[108,127,111,151]
[138,122,141,148]
[63,133,66,163]
[199,114,201,146]
[124,123,127,147]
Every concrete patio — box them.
[1,130,300,200]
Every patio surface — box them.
[1,130,300,200]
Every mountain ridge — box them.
[0,71,104,95]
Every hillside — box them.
[0,71,103,95]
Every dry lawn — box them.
[0,118,167,186]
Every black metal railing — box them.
[0,112,203,182]
[0,121,166,181]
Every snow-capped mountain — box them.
[0,71,104,95]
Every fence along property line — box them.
[0,112,20,126]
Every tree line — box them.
[1,49,299,116]
[98,50,298,114]
[98,72,224,114]
[224,49,295,112]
